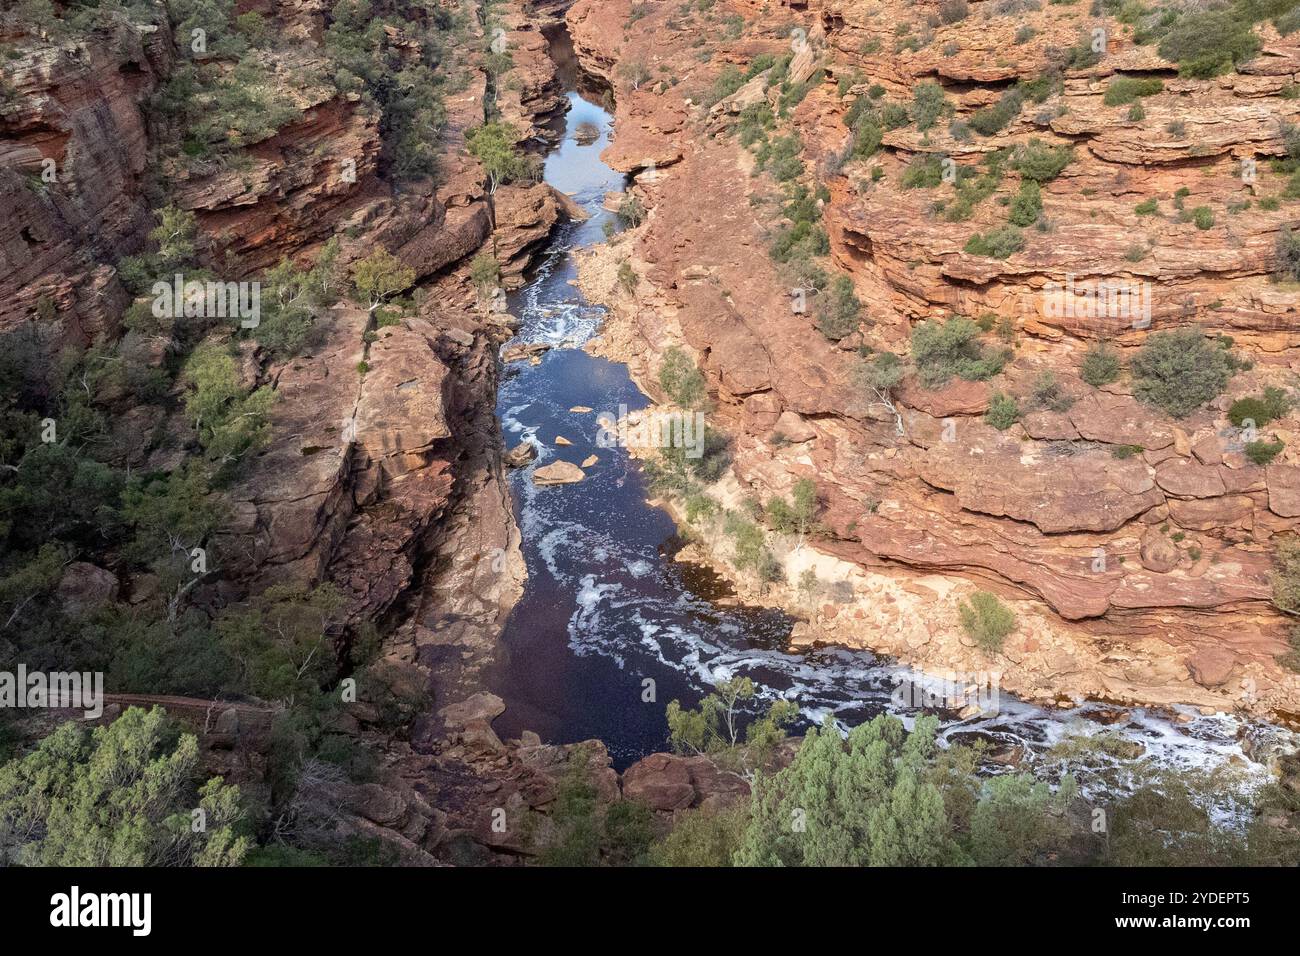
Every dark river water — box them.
[484,40,1291,814]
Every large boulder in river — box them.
[533,461,585,485]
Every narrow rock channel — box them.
[485,31,1295,811]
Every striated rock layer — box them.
[568,0,1300,717]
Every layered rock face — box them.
[0,0,598,864]
[0,13,174,341]
[568,0,1300,715]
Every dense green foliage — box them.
[1009,139,1073,183]
[1081,342,1122,386]
[1228,387,1291,427]
[666,676,798,766]
[985,391,1021,430]
[658,346,709,408]
[964,224,1025,259]
[0,707,248,866]
[911,317,1009,388]
[816,275,863,340]
[958,591,1017,652]
[735,715,960,866]
[1277,227,1300,282]
[1130,328,1241,418]
[1103,76,1163,106]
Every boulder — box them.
[1186,646,1236,688]
[533,461,585,485]
[1140,529,1180,573]
[56,563,119,614]
[621,753,696,811]
[773,409,817,444]
[437,692,506,730]
[504,442,537,468]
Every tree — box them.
[469,250,500,305]
[734,714,961,866]
[465,121,529,193]
[116,206,200,294]
[0,542,68,631]
[351,248,415,312]
[0,706,248,866]
[617,59,651,92]
[253,239,341,356]
[182,342,274,468]
[121,462,226,622]
[649,804,747,866]
[217,584,345,706]
[855,351,905,435]
[666,676,797,764]
[968,773,1076,865]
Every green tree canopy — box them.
[0,706,248,866]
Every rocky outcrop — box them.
[568,0,1300,717]
[0,13,173,341]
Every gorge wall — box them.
[566,0,1300,719]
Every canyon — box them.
[3,0,1300,867]
[567,0,1300,720]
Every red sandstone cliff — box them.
[567,0,1300,717]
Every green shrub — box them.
[1130,328,1240,418]
[1157,9,1261,78]
[911,317,1009,388]
[1277,227,1300,282]
[1008,180,1042,226]
[958,591,1016,653]
[969,88,1025,136]
[902,154,945,189]
[1189,205,1215,230]
[1009,138,1072,182]
[816,275,863,340]
[1228,388,1290,426]
[659,346,708,407]
[1103,76,1163,105]
[1029,370,1074,411]
[617,194,647,227]
[1246,438,1284,465]
[939,0,970,22]
[1111,444,1143,459]
[910,82,949,131]
[1134,197,1158,215]
[1080,342,1122,386]
[985,391,1021,429]
[852,117,883,158]
[964,225,1025,259]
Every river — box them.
[484,35,1292,817]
